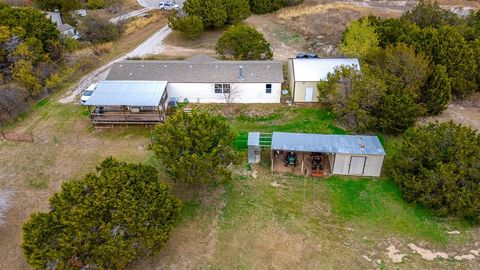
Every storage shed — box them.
[270,132,385,177]
[287,58,360,103]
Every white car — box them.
[80,83,98,104]
[159,1,179,10]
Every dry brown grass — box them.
[88,0,142,20]
[0,107,152,269]
[435,0,480,8]
[165,29,224,50]
[277,2,369,19]
[0,17,169,269]
[93,42,113,55]
[272,1,403,55]
[246,15,308,60]
[270,0,479,56]
[160,30,223,58]
[124,11,167,35]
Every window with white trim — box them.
[215,84,231,93]
[266,84,272,94]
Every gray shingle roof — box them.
[271,132,385,155]
[58,23,74,32]
[106,56,284,83]
[46,12,62,26]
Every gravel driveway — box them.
[59,26,172,104]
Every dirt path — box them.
[419,94,480,131]
[246,15,307,61]
[59,25,172,104]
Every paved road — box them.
[59,26,173,104]
[137,0,184,8]
[110,7,152,24]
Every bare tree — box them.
[223,84,239,116]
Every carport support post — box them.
[270,150,274,172]
[301,152,305,176]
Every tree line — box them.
[326,1,480,225]
[0,3,62,124]
[0,3,124,126]
[169,0,303,39]
[33,0,117,11]
[320,0,480,134]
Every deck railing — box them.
[90,111,165,125]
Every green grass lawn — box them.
[220,169,472,244]
[231,107,346,149]
[209,164,475,269]
[325,177,472,244]
[25,102,470,248]
[214,105,474,267]
[7,98,476,269]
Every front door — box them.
[305,87,314,102]
[349,156,366,175]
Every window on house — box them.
[215,84,231,93]
[266,84,272,94]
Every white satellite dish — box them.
[281,89,289,95]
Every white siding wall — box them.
[332,154,348,175]
[167,82,281,103]
[332,154,384,177]
[363,155,384,177]
[287,59,294,97]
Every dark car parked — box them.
[296,52,319,59]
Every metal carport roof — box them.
[292,58,360,82]
[247,132,260,146]
[84,80,167,106]
[271,132,385,155]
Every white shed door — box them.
[349,156,366,175]
[305,87,314,102]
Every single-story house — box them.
[84,80,169,125]
[105,55,284,104]
[248,132,385,177]
[287,58,360,102]
[46,12,80,39]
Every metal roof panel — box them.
[247,132,260,146]
[292,58,360,82]
[84,81,167,106]
[271,132,385,155]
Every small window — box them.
[223,84,231,93]
[214,84,223,93]
[266,84,272,94]
[214,84,231,93]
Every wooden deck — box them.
[272,151,331,177]
[90,111,165,125]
